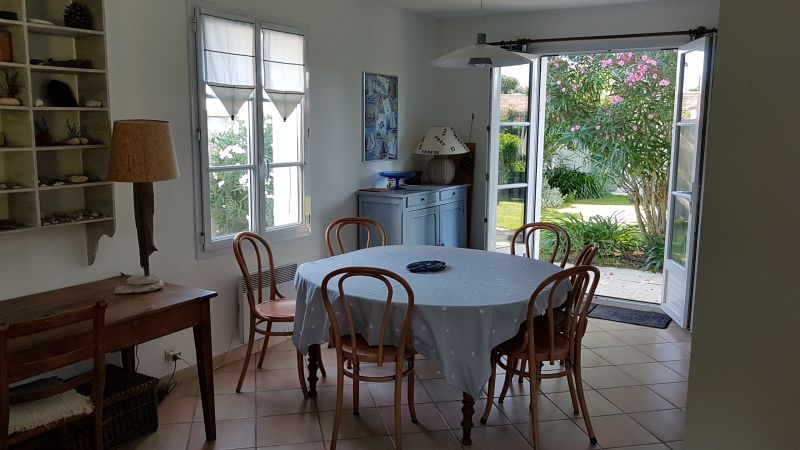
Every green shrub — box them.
[553,213,639,257]
[541,179,565,208]
[546,166,606,199]
[642,234,665,272]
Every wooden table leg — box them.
[120,347,136,370]
[307,344,320,398]
[461,392,475,445]
[193,301,216,440]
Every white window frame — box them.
[189,2,311,256]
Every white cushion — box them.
[9,390,93,435]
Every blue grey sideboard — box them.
[357,184,469,248]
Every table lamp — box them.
[108,120,179,293]
[414,126,470,185]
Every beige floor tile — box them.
[214,370,255,394]
[315,384,375,411]
[538,376,592,394]
[466,425,533,450]
[514,419,597,450]
[261,350,304,370]
[256,413,322,447]
[630,409,686,442]
[673,341,691,351]
[494,394,567,423]
[194,393,256,422]
[581,331,628,348]
[618,363,686,384]
[633,343,690,362]
[319,407,389,440]
[546,390,622,418]
[399,430,462,449]
[377,402,450,434]
[268,338,299,352]
[608,330,669,345]
[172,378,200,397]
[413,359,444,379]
[436,398,510,429]
[578,366,639,389]
[367,380,433,406]
[217,356,256,373]
[256,389,316,416]
[331,436,394,450]
[592,346,655,365]
[122,422,191,450]
[483,372,532,398]
[580,349,612,367]
[666,441,685,449]
[647,382,688,408]
[158,395,197,424]
[256,442,324,450]
[421,379,471,402]
[576,414,659,448]
[590,319,645,331]
[650,326,692,343]
[604,444,669,449]
[662,359,690,378]
[188,418,256,449]
[597,386,675,413]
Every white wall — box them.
[434,0,720,248]
[684,0,800,447]
[0,0,437,377]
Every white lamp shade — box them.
[432,33,532,69]
[415,127,470,156]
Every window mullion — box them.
[253,19,266,235]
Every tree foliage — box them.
[544,51,677,236]
[501,75,529,95]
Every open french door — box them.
[661,36,714,329]
[486,56,540,251]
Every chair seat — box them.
[495,328,571,362]
[340,334,415,364]
[9,389,93,435]
[255,298,297,321]
[532,309,569,332]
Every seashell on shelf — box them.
[64,137,81,145]
[67,175,88,183]
[34,99,44,107]
[84,100,102,108]
[0,98,21,106]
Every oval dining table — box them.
[292,245,568,445]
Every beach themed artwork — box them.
[363,72,398,162]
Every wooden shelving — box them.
[0,0,113,264]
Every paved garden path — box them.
[557,203,639,224]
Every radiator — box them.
[238,262,298,343]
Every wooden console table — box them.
[0,276,219,441]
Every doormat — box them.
[588,304,672,329]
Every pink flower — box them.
[601,59,613,67]
[561,87,567,92]
[595,125,602,130]
[553,62,560,68]
[609,95,624,105]
[556,80,562,85]
[659,79,671,86]
[652,73,658,79]
[570,124,581,132]
[641,55,649,62]
[572,86,578,92]
[647,113,656,120]
[617,60,625,66]
[632,125,639,131]
[648,59,658,66]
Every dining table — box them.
[292,244,569,445]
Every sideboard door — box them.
[403,206,438,246]
[439,199,467,247]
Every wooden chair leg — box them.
[530,376,540,450]
[574,358,597,445]
[330,356,345,450]
[518,359,526,383]
[352,361,360,415]
[296,350,308,397]
[407,363,418,423]
[257,322,273,369]
[481,353,499,424]
[236,323,256,393]
[498,356,516,403]
[317,345,327,377]
[565,369,580,415]
[394,375,403,450]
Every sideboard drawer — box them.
[439,188,466,202]
[406,193,435,208]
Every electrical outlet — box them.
[164,348,182,362]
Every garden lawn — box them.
[496,200,570,230]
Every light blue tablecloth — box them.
[293,245,567,397]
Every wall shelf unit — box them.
[0,0,113,264]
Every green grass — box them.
[497,201,570,230]
[571,194,631,206]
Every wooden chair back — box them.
[574,243,599,267]
[325,217,387,256]
[510,222,572,268]
[524,266,600,364]
[233,231,284,314]
[320,267,414,367]
[0,301,107,448]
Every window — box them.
[193,7,309,252]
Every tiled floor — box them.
[124,318,691,450]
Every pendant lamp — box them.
[431,0,531,69]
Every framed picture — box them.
[363,72,398,162]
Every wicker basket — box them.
[68,365,159,449]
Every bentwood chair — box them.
[325,217,388,256]
[233,231,325,395]
[320,267,417,450]
[510,222,572,268]
[573,243,599,267]
[482,266,601,449]
[0,301,107,450]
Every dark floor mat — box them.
[588,303,672,329]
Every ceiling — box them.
[376,0,660,19]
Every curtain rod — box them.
[488,26,717,47]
